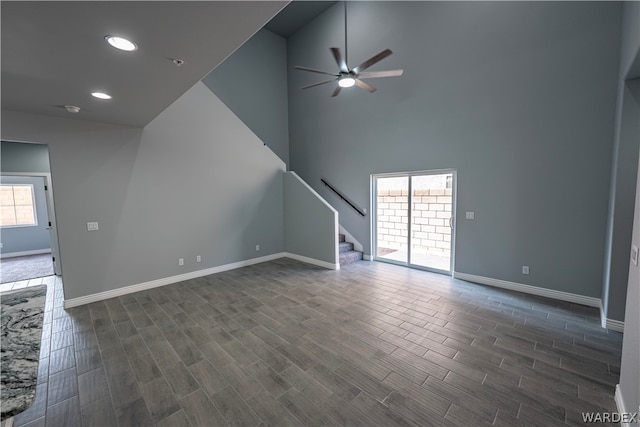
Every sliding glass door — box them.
[373,170,455,274]
[374,176,409,263]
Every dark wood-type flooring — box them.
[7,258,622,426]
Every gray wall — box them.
[0,175,50,255]
[284,171,337,266]
[203,29,290,165]
[1,141,51,172]
[287,1,621,298]
[1,81,286,300]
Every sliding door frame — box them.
[371,168,457,275]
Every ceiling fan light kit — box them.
[295,1,403,97]
[338,75,356,88]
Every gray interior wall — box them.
[0,175,50,255]
[284,171,337,266]
[1,141,51,172]
[203,29,290,165]
[1,81,286,300]
[287,1,621,298]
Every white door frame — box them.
[371,168,457,275]
[1,171,62,276]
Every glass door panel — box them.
[409,173,453,272]
[375,176,408,264]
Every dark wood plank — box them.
[29,259,622,427]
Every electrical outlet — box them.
[522,266,529,275]
[631,245,638,266]
[256,245,260,251]
[196,255,201,263]
[465,212,475,220]
[178,258,184,266]
[87,222,99,231]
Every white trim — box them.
[615,385,632,427]
[603,318,625,332]
[0,249,51,259]
[63,252,338,308]
[64,252,285,308]
[363,254,373,261]
[287,172,338,214]
[453,272,601,307]
[284,252,340,270]
[600,300,626,332]
[339,225,363,253]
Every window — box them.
[0,184,37,226]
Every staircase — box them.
[339,234,363,266]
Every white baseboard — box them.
[284,252,340,270]
[63,252,338,309]
[603,317,625,332]
[0,249,51,259]
[599,300,626,332]
[363,254,373,261]
[64,252,286,308]
[454,272,602,308]
[615,384,632,427]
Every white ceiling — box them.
[1,1,288,127]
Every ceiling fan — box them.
[294,1,403,97]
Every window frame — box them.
[0,183,38,228]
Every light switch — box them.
[87,222,99,231]
[465,212,475,220]
[632,245,639,266]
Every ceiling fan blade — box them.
[357,69,404,78]
[294,66,339,77]
[354,78,377,93]
[301,79,336,90]
[331,86,342,97]
[352,49,393,74]
[330,48,348,73]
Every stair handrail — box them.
[321,178,366,217]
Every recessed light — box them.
[64,105,80,113]
[105,35,137,52]
[91,92,112,100]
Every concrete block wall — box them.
[377,188,453,257]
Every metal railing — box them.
[321,178,366,217]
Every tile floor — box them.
[2,258,623,426]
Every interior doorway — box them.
[1,140,62,284]
[373,170,455,274]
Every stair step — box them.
[338,234,346,243]
[339,242,354,253]
[339,250,363,266]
